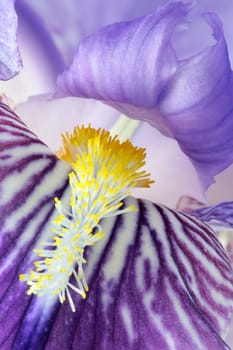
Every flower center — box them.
[20,125,154,311]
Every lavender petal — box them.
[0,0,22,80]
[57,2,233,188]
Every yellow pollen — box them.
[20,124,154,312]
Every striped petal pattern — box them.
[0,103,232,349]
[45,198,233,350]
[0,102,70,349]
[189,201,233,266]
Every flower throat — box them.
[20,125,154,312]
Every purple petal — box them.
[0,104,232,349]
[57,2,188,136]
[159,12,233,188]
[17,0,161,67]
[38,198,233,349]
[0,0,22,80]
[0,102,69,348]
[187,200,233,270]
[189,202,233,229]
[176,197,233,271]
[176,196,233,235]
[57,2,233,188]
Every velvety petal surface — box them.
[57,1,233,188]
[0,104,232,349]
[44,197,233,350]
[0,103,70,349]
[0,0,22,80]
[57,2,187,136]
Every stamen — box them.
[20,125,154,311]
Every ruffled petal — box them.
[0,105,232,349]
[57,2,233,188]
[57,1,188,136]
[159,13,233,188]
[0,0,22,80]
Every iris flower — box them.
[0,1,233,349]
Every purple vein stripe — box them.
[0,103,70,349]
[45,198,233,350]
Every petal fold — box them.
[0,0,22,80]
[176,196,233,235]
[159,13,233,188]
[57,2,233,188]
[190,201,233,233]
[57,1,189,136]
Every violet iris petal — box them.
[183,200,233,268]
[16,0,161,67]
[45,197,233,350]
[160,12,233,188]
[57,2,187,136]
[0,103,70,349]
[176,196,233,235]
[0,104,233,349]
[191,202,233,228]
[189,202,233,237]
[0,0,22,80]
[57,1,233,188]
